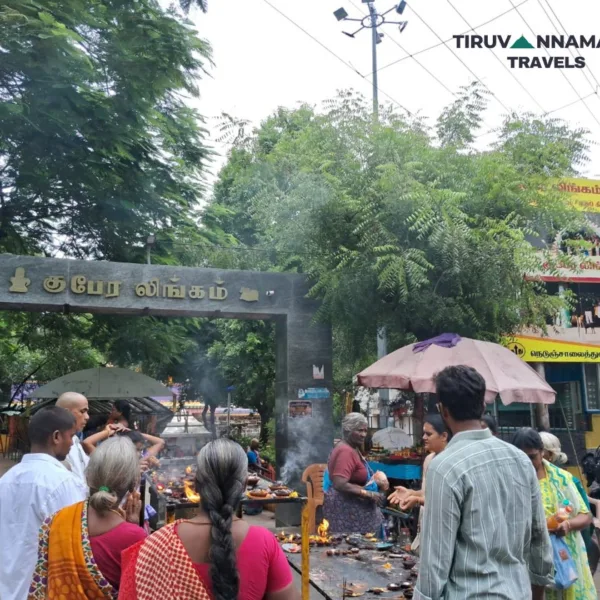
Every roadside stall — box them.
[28,367,174,435]
[356,333,556,554]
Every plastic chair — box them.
[301,463,326,534]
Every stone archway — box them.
[0,255,333,502]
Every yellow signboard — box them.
[505,335,600,362]
[556,177,600,213]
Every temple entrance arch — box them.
[0,255,333,500]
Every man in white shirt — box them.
[56,391,90,486]
[0,406,88,600]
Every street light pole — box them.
[369,2,379,121]
[333,1,408,123]
[334,2,408,412]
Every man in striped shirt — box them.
[415,366,553,600]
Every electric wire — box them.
[408,3,511,114]
[347,0,456,98]
[536,0,597,95]
[376,0,532,76]
[508,0,600,129]
[474,91,597,139]
[260,0,413,115]
[446,0,547,113]
[540,0,600,91]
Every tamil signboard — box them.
[530,255,600,283]
[505,335,600,363]
[557,178,600,213]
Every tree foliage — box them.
[207,85,589,383]
[207,320,275,440]
[0,0,211,260]
[0,0,220,402]
[0,312,104,406]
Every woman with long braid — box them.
[119,438,298,600]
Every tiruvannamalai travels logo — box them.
[453,34,590,69]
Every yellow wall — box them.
[586,414,600,448]
[565,466,585,482]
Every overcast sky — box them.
[189,0,600,188]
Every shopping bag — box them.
[550,534,578,590]
[323,469,332,493]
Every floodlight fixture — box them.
[396,1,407,14]
[398,21,408,33]
[343,31,356,38]
[334,7,348,21]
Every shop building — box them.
[505,178,600,473]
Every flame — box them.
[156,483,165,492]
[317,519,329,538]
[183,480,200,503]
[309,519,331,545]
[185,465,193,475]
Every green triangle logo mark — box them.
[511,35,534,49]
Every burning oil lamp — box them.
[183,480,200,503]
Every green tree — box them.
[207,320,275,442]
[207,86,588,384]
[0,0,211,260]
[0,312,104,406]
[0,0,229,398]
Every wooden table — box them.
[285,544,415,600]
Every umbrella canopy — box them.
[372,427,413,450]
[356,335,555,405]
[30,367,172,400]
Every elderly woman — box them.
[323,413,388,534]
[28,437,147,598]
[511,428,596,600]
[119,439,298,600]
[540,431,599,575]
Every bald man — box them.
[56,392,90,486]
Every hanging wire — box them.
[445,0,547,113]
[260,0,413,115]
[538,0,600,91]
[474,91,597,139]
[401,3,512,113]
[507,0,600,129]
[347,0,457,98]
[375,0,533,75]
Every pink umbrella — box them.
[356,334,555,405]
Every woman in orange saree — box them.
[28,501,118,600]
[28,437,145,599]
